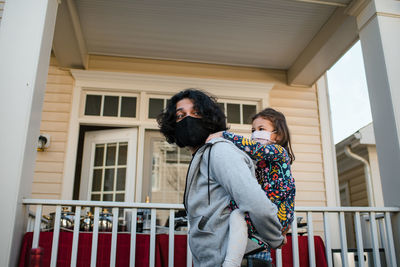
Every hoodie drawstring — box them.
[207,144,212,205]
[183,143,214,211]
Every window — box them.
[227,103,240,124]
[84,94,137,118]
[147,140,191,204]
[90,142,128,202]
[148,98,168,119]
[242,104,257,124]
[85,95,102,116]
[218,102,257,124]
[142,131,192,225]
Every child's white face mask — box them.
[251,130,274,145]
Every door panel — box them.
[80,128,137,202]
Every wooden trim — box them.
[316,74,340,206]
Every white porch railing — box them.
[22,199,399,267]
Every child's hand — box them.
[206,131,223,143]
[277,234,287,249]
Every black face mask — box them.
[175,116,210,148]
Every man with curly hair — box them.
[157,89,284,267]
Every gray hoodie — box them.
[184,138,284,267]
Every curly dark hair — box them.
[157,89,227,144]
[252,108,295,163]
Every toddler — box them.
[208,108,296,267]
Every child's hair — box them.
[252,108,295,163]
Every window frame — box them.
[217,99,260,125]
[80,89,139,120]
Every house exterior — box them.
[335,122,389,250]
[35,57,328,207]
[1,0,399,266]
[336,123,383,208]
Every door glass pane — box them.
[116,193,125,202]
[92,169,103,192]
[166,147,177,163]
[118,143,128,165]
[227,103,240,124]
[106,143,116,166]
[217,102,225,113]
[94,145,104,166]
[103,194,113,201]
[91,194,100,201]
[150,141,190,204]
[242,104,257,124]
[180,148,192,163]
[117,168,126,191]
[104,169,115,191]
[85,95,102,116]
[148,98,164,119]
[103,96,119,117]
[121,97,137,118]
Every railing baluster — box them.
[129,208,137,267]
[276,248,282,267]
[71,206,81,267]
[385,212,397,267]
[169,209,175,267]
[187,221,192,267]
[354,212,365,267]
[339,211,349,267]
[149,208,157,267]
[291,213,299,267]
[110,208,119,267]
[378,216,390,267]
[32,205,42,249]
[27,210,34,233]
[307,212,316,267]
[377,216,385,248]
[323,212,333,267]
[370,212,381,267]
[50,205,62,267]
[91,207,100,267]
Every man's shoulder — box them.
[208,138,237,152]
[207,138,251,161]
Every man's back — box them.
[184,139,283,267]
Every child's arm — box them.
[266,175,296,230]
[275,188,296,231]
[222,131,289,162]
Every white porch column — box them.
[0,0,58,266]
[356,0,400,259]
[316,74,341,249]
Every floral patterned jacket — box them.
[223,132,295,230]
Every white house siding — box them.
[339,164,368,206]
[32,58,74,199]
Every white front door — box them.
[79,128,137,202]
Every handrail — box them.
[22,199,400,212]
[22,199,185,209]
[295,206,400,212]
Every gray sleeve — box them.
[208,142,284,249]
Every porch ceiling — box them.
[54,0,359,85]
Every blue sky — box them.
[326,41,373,144]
